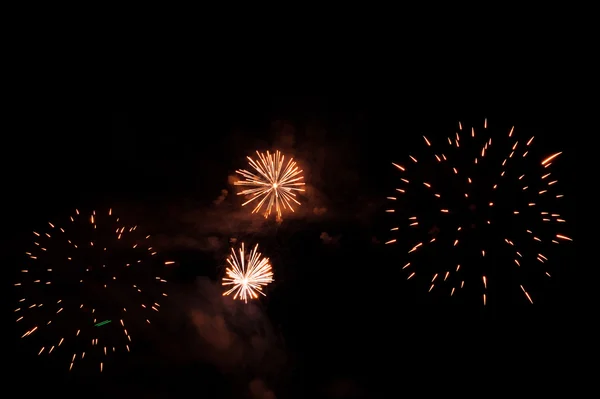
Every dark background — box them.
[6,84,576,398]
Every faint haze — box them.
[114,120,382,256]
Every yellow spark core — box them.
[235,150,305,220]
[222,243,274,303]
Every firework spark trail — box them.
[222,242,274,303]
[235,150,305,221]
[386,119,572,305]
[16,208,174,371]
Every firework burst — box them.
[222,242,274,303]
[15,208,174,372]
[386,119,572,305]
[235,150,305,221]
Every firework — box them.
[386,119,572,305]
[15,208,174,372]
[235,150,305,221]
[222,242,274,303]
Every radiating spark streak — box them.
[520,285,533,304]
[556,234,572,241]
[222,243,273,303]
[408,243,422,253]
[235,150,305,220]
[392,162,405,171]
[542,152,562,165]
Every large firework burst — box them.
[15,208,174,372]
[222,242,274,303]
[386,119,572,305]
[235,150,305,221]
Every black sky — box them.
[6,88,577,398]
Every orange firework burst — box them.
[222,242,274,303]
[15,208,173,372]
[386,119,572,305]
[235,150,305,221]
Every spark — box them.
[541,152,562,165]
[386,119,571,304]
[235,150,305,221]
[222,242,274,303]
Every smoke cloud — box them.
[320,232,341,245]
[186,278,284,396]
[138,119,379,254]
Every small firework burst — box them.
[222,242,274,303]
[235,150,305,221]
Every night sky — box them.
[7,92,576,398]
